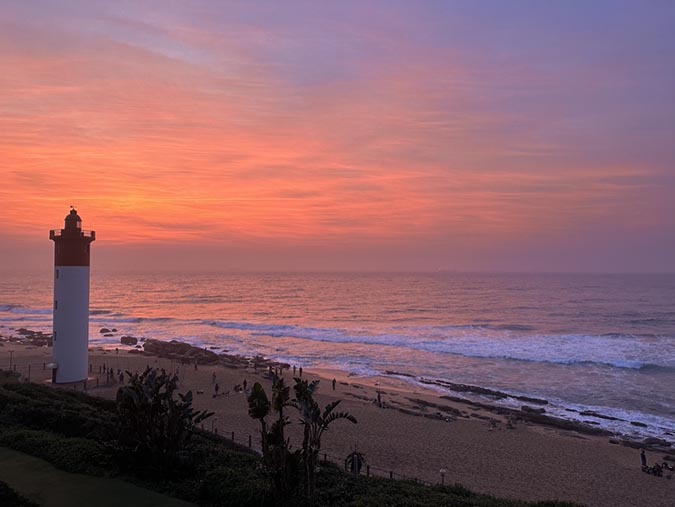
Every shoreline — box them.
[2,327,674,447]
[1,332,675,507]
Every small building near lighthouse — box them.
[49,208,95,383]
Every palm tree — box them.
[293,378,357,503]
[247,377,300,502]
[247,382,271,452]
[345,449,366,475]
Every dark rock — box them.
[664,455,675,462]
[621,439,643,449]
[134,345,142,349]
[439,395,613,437]
[17,328,35,336]
[127,349,142,355]
[609,438,620,445]
[406,397,464,417]
[643,437,671,447]
[631,421,648,428]
[111,328,118,332]
[99,328,111,334]
[104,333,114,337]
[521,405,546,415]
[120,336,138,346]
[384,370,415,378]
[514,395,549,405]
[580,410,622,421]
[143,339,219,365]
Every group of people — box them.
[211,372,249,398]
[98,364,125,385]
[641,449,674,478]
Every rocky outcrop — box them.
[143,339,219,364]
[521,405,546,415]
[99,328,111,334]
[120,336,138,346]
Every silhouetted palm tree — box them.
[293,378,357,503]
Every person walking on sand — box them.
[377,391,382,407]
[641,449,647,468]
[299,367,303,377]
[243,379,247,391]
[332,378,336,391]
[214,383,220,397]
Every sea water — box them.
[1,271,674,439]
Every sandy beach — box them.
[1,337,674,507]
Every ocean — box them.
[1,271,674,439]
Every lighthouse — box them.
[49,208,95,383]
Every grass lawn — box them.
[0,447,195,507]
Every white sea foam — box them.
[206,320,675,371]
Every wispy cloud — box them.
[1,1,674,271]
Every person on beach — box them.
[118,371,124,384]
[214,383,220,397]
[332,378,336,391]
[641,449,647,468]
[243,379,247,391]
[293,365,296,375]
[299,367,303,377]
[377,391,382,407]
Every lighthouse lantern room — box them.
[49,208,95,383]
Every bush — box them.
[0,429,112,475]
[0,380,117,441]
[199,465,272,506]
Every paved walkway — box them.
[0,447,195,507]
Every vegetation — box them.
[247,376,301,502]
[293,378,357,503]
[247,376,358,504]
[116,367,214,476]
[0,368,581,506]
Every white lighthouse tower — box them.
[49,208,95,383]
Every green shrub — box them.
[199,465,272,506]
[0,429,112,475]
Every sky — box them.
[1,0,675,273]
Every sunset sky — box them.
[2,0,675,272]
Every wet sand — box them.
[1,338,674,507]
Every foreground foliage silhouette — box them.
[0,368,581,506]
[116,367,214,476]
[248,376,357,504]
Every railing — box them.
[49,229,95,239]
